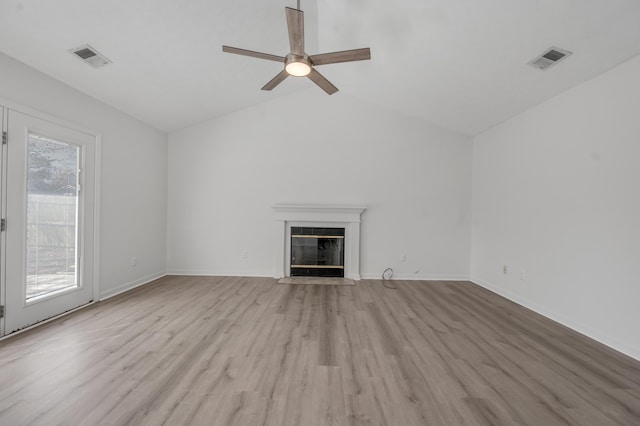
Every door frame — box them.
[0,98,101,337]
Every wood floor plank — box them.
[0,276,639,425]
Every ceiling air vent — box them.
[528,46,572,71]
[68,44,112,68]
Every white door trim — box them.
[0,99,101,336]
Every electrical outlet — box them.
[520,270,525,281]
[503,265,508,274]
[241,250,248,259]
[400,254,407,262]
[131,257,137,267]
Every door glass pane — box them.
[26,133,80,301]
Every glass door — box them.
[290,227,345,277]
[4,110,96,334]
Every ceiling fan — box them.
[222,1,371,95]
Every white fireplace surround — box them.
[272,204,367,280]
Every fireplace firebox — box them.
[290,227,345,277]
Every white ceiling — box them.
[1,0,640,136]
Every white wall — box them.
[471,55,640,360]
[0,52,168,299]
[168,90,472,280]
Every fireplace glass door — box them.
[290,227,345,277]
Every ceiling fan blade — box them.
[262,70,289,91]
[222,46,285,63]
[285,7,304,55]
[309,48,371,66]
[307,68,338,95]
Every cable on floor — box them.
[382,268,398,289]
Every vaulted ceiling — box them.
[1,0,640,135]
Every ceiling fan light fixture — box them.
[286,61,311,76]
[285,54,311,76]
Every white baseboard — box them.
[99,271,167,300]
[165,269,274,278]
[471,276,640,362]
[360,272,470,281]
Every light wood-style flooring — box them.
[0,276,639,425]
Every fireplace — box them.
[290,227,345,277]
[272,204,366,280]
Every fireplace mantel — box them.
[272,204,366,280]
